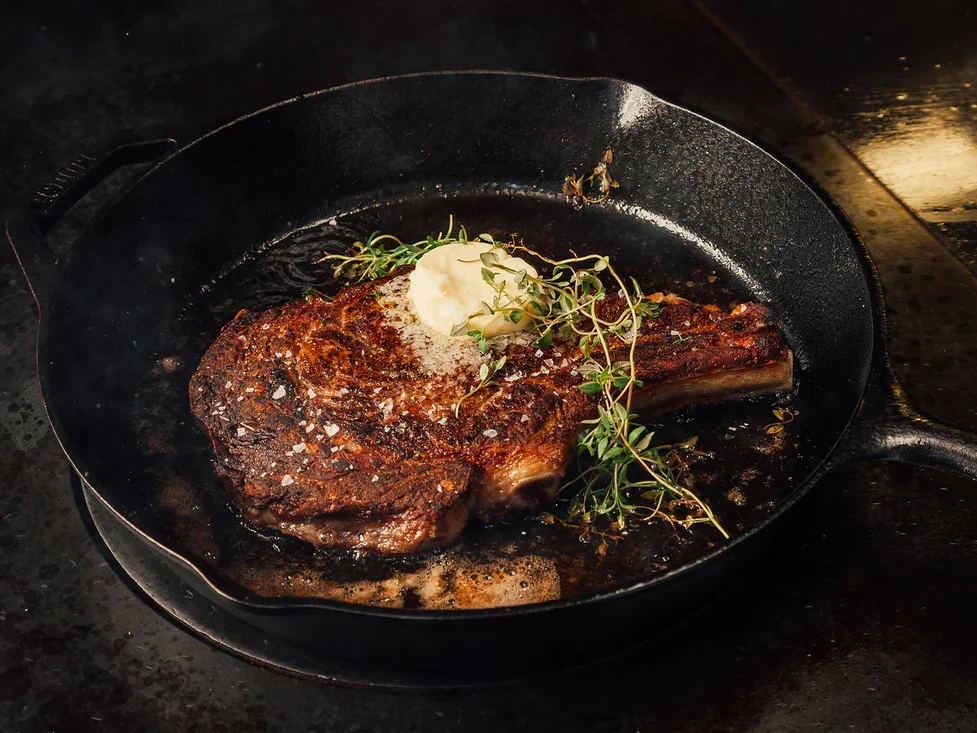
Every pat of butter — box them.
[408,242,538,337]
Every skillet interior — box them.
[39,72,874,610]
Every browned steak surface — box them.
[189,272,791,554]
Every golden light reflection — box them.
[858,120,977,217]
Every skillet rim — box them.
[33,70,884,620]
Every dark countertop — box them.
[2,1,977,730]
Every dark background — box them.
[2,1,977,731]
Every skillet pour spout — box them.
[7,71,977,687]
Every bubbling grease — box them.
[236,551,562,609]
[377,275,487,378]
[377,273,540,380]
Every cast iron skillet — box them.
[8,72,977,687]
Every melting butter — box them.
[408,242,538,337]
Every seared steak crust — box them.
[190,272,791,554]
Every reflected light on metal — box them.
[616,83,660,130]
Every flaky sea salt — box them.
[376,275,484,378]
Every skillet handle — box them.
[5,138,177,306]
[835,370,977,479]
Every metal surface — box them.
[7,72,977,686]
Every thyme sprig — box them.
[763,407,796,435]
[473,241,727,538]
[454,356,506,417]
[316,215,471,281]
[563,148,620,210]
[541,436,709,555]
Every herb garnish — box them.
[763,407,795,435]
[317,216,473,281]
[454,356,506,417]
[474,237,726,538]
[321,221,728,539]
[563,148,620,210]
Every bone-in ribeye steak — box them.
[189,271,792,554]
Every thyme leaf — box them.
[763,406,796,435]
[454,355,506,417]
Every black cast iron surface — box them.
[2,1,977,731]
